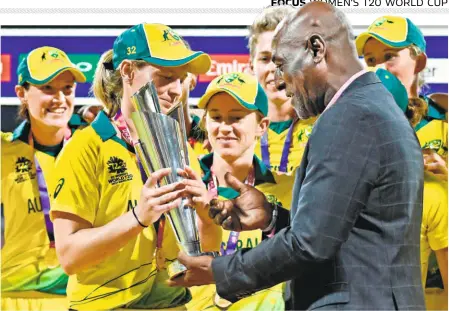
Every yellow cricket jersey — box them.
[416,119,448,158]
[49,111,201,311]
[1,115,86,310]
[420,172,448,311]
[255,117,317,175]
[415,95,447,157]
[186,153,295,311]
[414,96,448,310]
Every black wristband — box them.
[132,207,148,228]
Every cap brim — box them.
[356,32,412,56]
[61,67,87,83]
[26,66,87,85]
[355,32,374,56]
[183,53,212,75]
[374,68,408,113]
[197,88,259,112]
[142,51,211,75]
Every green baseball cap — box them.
[112,23,211,74]
[17,46,86,85]
[356,16,426,56]
[368,67,408,113]
[197,72,268,117]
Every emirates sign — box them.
[199,54,251,82]
[1,54,11,82]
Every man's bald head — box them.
[273,2,355,51]
[271,2,362,119]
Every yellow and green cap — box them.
[356,16,426,56]
[17,46,86,85]
[368,67,408,113]
[112,23,211,74]
[197,72,268,117]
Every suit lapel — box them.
[291,142,309,216]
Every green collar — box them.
[91,110,118,142]
[10,115,82,157]
[11,120,30,143]
[422,95,446,120]
[67,114,86,128]
[199,153,276,199]
[188,114,206,141]
[11,114,86,143]
[415,95,446,132]
[33,139,63,157]
[191,114,201,128]
[269,119,293,135]
[91,110,134,153]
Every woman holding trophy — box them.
[182,72,294,311]
[50,23,221,311]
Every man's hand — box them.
[167,251,215,287]
[208,172,273,232]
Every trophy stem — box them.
[130,81,220,281]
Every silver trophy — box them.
[130,81,216,279]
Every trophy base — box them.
[167,260,187,280]
[167,251,219,280]
[214,293,233,310]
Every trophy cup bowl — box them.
[130,82,217,279]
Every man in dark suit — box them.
[169,2,425,310]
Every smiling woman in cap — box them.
[356,16,447,178]
[249,7,318,176]
[49,23,221,311]
[180,72,294,311]
[1,46,87,311]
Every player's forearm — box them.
[56,211,144,275]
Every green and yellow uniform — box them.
[415,96,447,158]
[420,172,448,311]
[357,18,448,310]
[50,111,202,310]
[1,115,85,311]
[255,117,317,174]
[186,153,295,311]
[415,96,448,310]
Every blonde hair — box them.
[91,49,148,118]
[405,97,428,128]
[247,6,296,62]
[17,82,30,121]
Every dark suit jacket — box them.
[212,72,425,310]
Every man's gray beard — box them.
[292,95,322,120]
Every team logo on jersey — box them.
[298,125,313,142]
[107,156,133,185]
[422,139,442,152]
[14,157,36,183]
[53,178,65,199]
